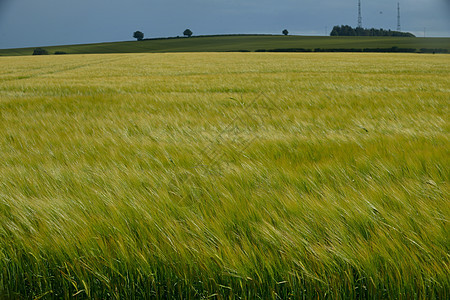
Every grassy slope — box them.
[0,53,449,298]
[0,35,449,56]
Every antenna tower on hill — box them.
[397,2,401,31]
[358,0,362,28]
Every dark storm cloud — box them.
[0,0,449,49]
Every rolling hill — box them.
[0,34,449,56]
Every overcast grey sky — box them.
[0,0,449,49]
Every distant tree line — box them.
[31,46,447,56]
[254,47,447,53]
[330,25,415,37]
[32,48,67,55]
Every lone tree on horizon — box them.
[133,31,144,41]
[183,29,193,37]
[282,29,289,36]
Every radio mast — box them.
[358,0,362,28]
[397,2,401,31]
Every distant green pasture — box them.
[0,35,449,56]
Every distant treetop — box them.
[282,29,289,36]
[133,31,144,41]
[183,29,193,37]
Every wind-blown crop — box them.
[0,53,448,298]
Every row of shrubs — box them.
[32,47,448,55]
[255,47,448,53]
[32,48,67,55]
[419,48,449,53]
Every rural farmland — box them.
[0,53,449,298]
[0,35,449,56]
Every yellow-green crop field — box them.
[0,53,449,298]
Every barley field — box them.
[0,53,448,298]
